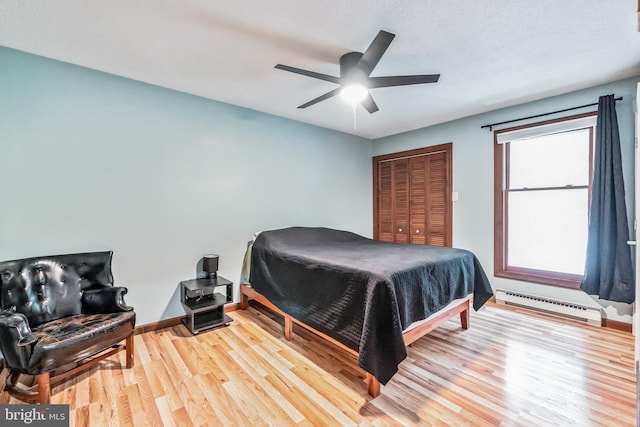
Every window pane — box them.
[509,129,590,189]
[508,189,588,275]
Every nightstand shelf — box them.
[180,276,233,334]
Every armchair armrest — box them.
[82,287,133,314]
[0,310,35,371]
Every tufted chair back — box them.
[0,251,114,327]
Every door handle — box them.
[627,241,637,246]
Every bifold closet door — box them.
[377,159,409,243]
[410,152,448,246]
[373,143,452,247]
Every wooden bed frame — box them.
[239,283,471,397]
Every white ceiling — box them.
[1,1,639,139]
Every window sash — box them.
[507,128,591,189]
[506,187,589,276]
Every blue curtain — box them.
[581,94,634,303]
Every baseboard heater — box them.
[495,289,602,326]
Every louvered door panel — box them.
[426,152,447,246]
[394,159,410,243]
[377,161,394,242]
[410,156,427,244]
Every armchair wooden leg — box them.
[126,335,134,369]
[36,372,50,404]
[0,359,6,396]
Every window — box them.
[494,112,595,288]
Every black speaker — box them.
[202,254,219,279]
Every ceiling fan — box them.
[275,30,440,114]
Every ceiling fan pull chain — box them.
[352,103,357,130]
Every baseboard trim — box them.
[225,302,241,312]
[134,317,182,335]
[491,297,632,333]
[603,318,633,333]
[134,302,241,335]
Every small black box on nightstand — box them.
[184,281,216,299]
[180,276,233,334]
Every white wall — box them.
[0,48,373,325]
[373,77,640,323]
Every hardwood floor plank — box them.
[89,401,108,427]
[228,348,305,423]
[195,341,230,384]
[262,373,340,427]
[141,358,167,400]
[200,326,234,353]
[143,359,183,412]
[73,405,89,427]
[132,365,165,425]
[247,335,339,425]
[1,303,635,426]
[250,340,358,426]
[89,366,106,405]
[124,384,147,426]
[222,327,271,377]
[73,371,91,408]
[171,407,195,427]
[178,375,222,426]
[173,337,213,377]
[219,378,270,425]
[159,330,193,383]
[115,385,133,427]
[99,368,120,427]
[213,344,298,426]
[141,330,164,361]
[133,333,151,365]
[196,372,253,427]
[154,396,177,427]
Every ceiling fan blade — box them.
[361,92,379,114]
[275,64,340,84]
[357,30,396,76]
[298,87,342,109]
[368,74,440,88]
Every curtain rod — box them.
[481,96,623,131]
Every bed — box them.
[240,227,493,397]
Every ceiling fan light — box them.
[340,84,368,104]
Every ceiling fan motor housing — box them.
[340,52,367,85]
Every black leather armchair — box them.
[0,251,135,404]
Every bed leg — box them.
[366,373,380,397]
[460,301,470,330]
[240,289,249,310]
[284,316,293,340]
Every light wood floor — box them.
[1,302,636,426]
